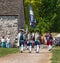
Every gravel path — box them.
[0,48,51,63]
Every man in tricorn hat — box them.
[17,29,24,53]
[34,30,40,53]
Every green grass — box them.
[0,48,19,57]
[51,47,60,63]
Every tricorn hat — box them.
[19,29,24,32]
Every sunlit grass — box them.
[0,48,19,57]
[51,47,60,63]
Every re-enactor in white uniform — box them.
[27,32,32,53]
[35,31,40,53]
[17,29,24,53]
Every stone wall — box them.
[0,0,25,31]
[0,0,25,43]
[0,0,20,15]
[0,16,18,42]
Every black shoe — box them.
[21,51,23,53]
[29,51,31,53]
[48,49,52,51]
[36,52,39,53]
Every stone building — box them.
[0,0,25,42]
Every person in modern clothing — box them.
[6,35,11,48]
[1,36,6,48]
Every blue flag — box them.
[29,5,36,28]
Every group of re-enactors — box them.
[17,29,53,53]
[17,29,40,53]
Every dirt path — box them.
[0,48,51,63]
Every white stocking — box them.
[48,45,52,51]
[21,44,23,51]
[36,45,39,52]
[29,45,32,52]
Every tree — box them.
[24,0,60,32]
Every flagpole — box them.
[26,25,28,34]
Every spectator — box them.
[6,35,11,48]
[1,36,6,48]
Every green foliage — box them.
[24,0,60,33]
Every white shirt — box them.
[1,38,5,42]
[35,33,40,41]
[32,33,35,37]
[17,32,21,46]
[6,38,10,43]
[27,33,32,40]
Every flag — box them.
[29,5,36,28]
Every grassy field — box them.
[0,48,19,57]
[51,47,60,63]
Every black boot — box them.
[21,51,23,53]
